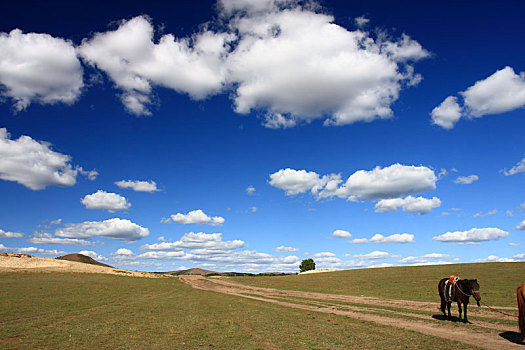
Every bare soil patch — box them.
[0,253,161,278]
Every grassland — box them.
[231,262,525,307]
[1,271,479,349]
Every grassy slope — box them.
[0,272,476,349]
[231,262,525,307]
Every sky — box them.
[0,0,524,273]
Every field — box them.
[231,262,525,307]
[1,262,523,349]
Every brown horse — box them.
[518,283,525,342]
[438,278,481,323]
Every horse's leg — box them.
[457,301,462,322]
[464,303,468,323]
[440,297,446,316]
[447,301,451,319]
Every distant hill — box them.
[56,253,113,268]
[165,268,219,276]
[163,268,296,277]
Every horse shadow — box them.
[432,314,471,324]
[499,331,524,345]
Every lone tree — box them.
[299,258,316,273]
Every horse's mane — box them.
[518,283,525,339]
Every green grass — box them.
[0,272,480,349]
[230,262,525,307]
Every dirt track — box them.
[180,275,524,350]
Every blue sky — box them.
[0,0,523,272]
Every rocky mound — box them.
[56,253,113,268]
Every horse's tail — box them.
[518,283,525,340]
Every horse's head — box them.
[469,279,481,306]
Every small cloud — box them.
[515,219,525,230]
[509,242,520,246]
[249,206,257,213]
[473,209,497,218]
[454,175,478,185]
[313,252,336,258]
[275,246,299,252]
[245,185,256,195]
[332,230,351,238]
[166,209,225,226]
[474,255,515,263]
[0,229,24,238]
[115,180,160,193]
[433,227,508,243]
[158,236,166,242]
[354,16,370,27]
[81,190,131,212]
[506,210,514,217]
[348,251,400,260]
[349,233,414,244]
[503,158,525,176]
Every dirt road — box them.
[180,275,523,350]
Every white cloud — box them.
[249,206,257,213]
[313,251,336,258]
[113,248,135,256]
[77,1,428,126]
[516,219,525,230]
[275,245,299,252]
[374,196,441,215]
[431,96,462,129]
[141,232,244,251]
[398,253,451,264]
[54,218,150,242]
[454,175,478,185]
[354,16,369,27]
[79,250,108,262]
[269,163,437,201]
[115,180,159,192]
[462,66,525,117]
[514,253,525,260]
[506,210,514,217]
[0,229,24,238]
[224,2,429,127]
[262,113,298,129]
[78,15,233,115]
[334,164,437,200]
[129,235,301,271]
[49,219,62,226]
[432,227,508,243]
[81,190,131,212]
[503,157,525,176]
[473,209,497,218]
[349,251,399,259]
[268,168,325,196]
[77,167,99,181]
[474,255,515,263]
[28,233,94,246]
[167,209,225,226]
[432,67,525,129]
[0,128,94,190]
[332,229,351,238]
[509,242,520,247]
[350,233,414,244]
[0,244,66,256]
[0,29,83,111]
[245,185,256,195]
